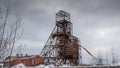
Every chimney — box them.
[16,54,19,57]
[26,54,28,56]
[21,54,22,57]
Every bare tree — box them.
[110,47,119,65]
[96,51,104,66]
[0,0,23,67]
[105,52,109,65]
[111,48,115,65]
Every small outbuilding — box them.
[4,54,44,67]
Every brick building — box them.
[4,54,44,67]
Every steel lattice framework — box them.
[40,10,82,66]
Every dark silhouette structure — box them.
[40,10,82,66]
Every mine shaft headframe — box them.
[40,10,81,66]
[56,10,70,22]
[56,10,73,35]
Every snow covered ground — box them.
[11,63,120,68]
[11,63,54,68]
[11,64,71,68]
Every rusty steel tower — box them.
[40,10,82,66]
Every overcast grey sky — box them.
[1,0,120,63]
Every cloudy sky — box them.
[1,0,120,63]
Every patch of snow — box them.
[36,64,45,68]
[37,64,55,68]
[11,64,55,68]
[12,63,26,68]
[59,64,70,67]
[11,64,72,68]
